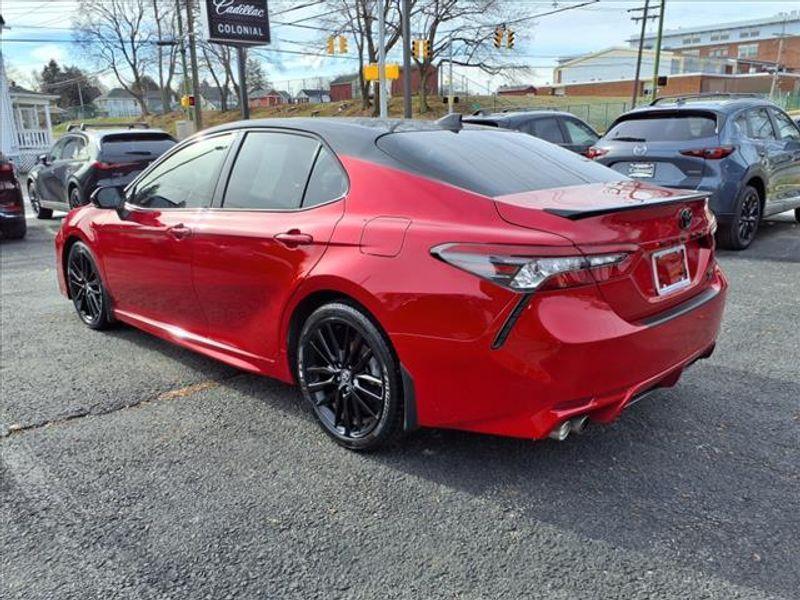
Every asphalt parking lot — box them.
[2,211,799,600]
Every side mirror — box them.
[37,154,49,165]
[90,186,124,210]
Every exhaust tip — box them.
[548,421,571,441]
[571,415,590,435]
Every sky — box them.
[0,0,796,92]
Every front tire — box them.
[66,242,112,330]
[68,186,83,209]
[717,184,761,250]
[28,181,52,219]
[297,302,403,451]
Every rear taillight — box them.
[584,147,608,160]
[0,162,14,173]
[93,160,132,171]
[680,146,735,160]
[431,243,631,293]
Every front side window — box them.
[131,134,233,209]
[562,118,598,145]
[772,110,800,141]
[49,138,68,161]
[747,108,776,140]
[531,118,565,144]
[223,131,320,210]
[60,137,82,160]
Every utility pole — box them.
[184,0,203,129]
[377,1,388,118]
[770,14,788,99]
[650,0,666,102]
[175,0,190,101]
[628,0,655,107]
[237,47,250,119]
[401,0,412,118]
[77,82,84,119]
[448,34,454,114]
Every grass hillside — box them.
[55,94,632,138]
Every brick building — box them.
[328,66,438,102]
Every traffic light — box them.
[412,39,421,58]
[326,36,335,54]
[188,95,195,107]
[180,95,190,108]
[493,27,504,49]
[506,29,515,49]
[422,39,431,58]
[338,35,347,53]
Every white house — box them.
[554,47,679,86]
[294,89,330,104]
[0,54,58,172]
[94,88,174,117]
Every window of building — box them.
[738,43,759,58]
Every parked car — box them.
[27,124,176,219]
[464,110,600,155]
[0,154,26,240]
[588,94,800,249]
[55,117,727,450]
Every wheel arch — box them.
[743,174,766,212]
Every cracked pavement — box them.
[1,212,799,599]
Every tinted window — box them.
[100,133,176,162]
[131,134,232,209]
[562,118,598,145]
[606,113,717,141]
[772,110,800,141]
[60,138,82,160]
[303,146,348,207]
[531,117,565,143]
[224,131,319,210]
[746,108,776,140]
[376,129,626,197]
[49,139,68,161]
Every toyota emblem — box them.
[632,144,648,156]
[679,207,693,230]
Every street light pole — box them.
[447,34,454,114]
[237,46,250,119]
[401,0,412,118]
[377,1,388,118]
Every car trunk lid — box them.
[494,181,716,322]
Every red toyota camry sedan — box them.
[55,117,727,450]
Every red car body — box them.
[55,119,727,442]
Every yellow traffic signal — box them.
[507,29,515,49]
[338,35,347,53]
[326,36,335,54]
[422,39,431,58]
[412,39,420,58]
[493,27,504,49]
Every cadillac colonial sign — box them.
[201,0,270,46]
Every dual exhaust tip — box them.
[548,415,590,441]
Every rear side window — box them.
[100,133,176,162]
[562,118,598,145]
[303,147,348,207]
[131,134,233,209]
[606,113,717,141]
[530,118,565,143]
[745,109,776,140]
[223,131,320,210]
[376,129,625,197]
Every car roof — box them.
[628,97,778,116]
[464,110,577,122]
[200,117,509,158]
[66,127,173,140]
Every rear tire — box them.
[717,184,761,250]
[68,186,83,209]
[296,302,403,451]
[28,181,52,219]
[66,242,112,330]
[795,207,800,223]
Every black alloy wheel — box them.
[67,242,111,330]
[718,184,761,250]
[297,303,402,451]
[28,181,52,219]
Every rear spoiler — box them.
[544,192,708,220]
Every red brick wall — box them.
[697,37,800,70]
[498,87,537,96]
[390,65,438,96]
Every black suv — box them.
[27,124,176,219]
[463,110,600,155]
[591,94,800,249]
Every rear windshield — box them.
[100,133,176,161]
[605,112,717,142]
[376,129,625,197]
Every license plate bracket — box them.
[628,162,655,178]
[652,245,691,296]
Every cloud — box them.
[30,44,66,64]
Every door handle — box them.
[274,229,313,248]
[167,224,192,240]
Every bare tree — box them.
[151,0,179,113]
[74,0,154,116]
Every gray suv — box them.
[590,94,800,249]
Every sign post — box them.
[200,0,270,120]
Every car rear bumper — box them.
[394,265,727,440]
[0,211,26,229]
